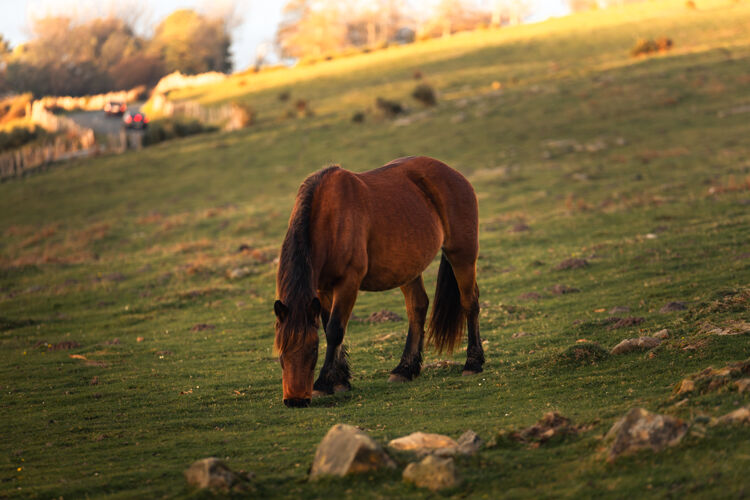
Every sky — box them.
[0,0,570,72]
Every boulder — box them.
[610,336,661,355]
[403,455,459,491]
[184,458,252,492]
[605,408,688,462]
[310,424,395,480]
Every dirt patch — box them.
[191,323,215,332]
[607,317,645,330]
[495,412,591,448]
[554,258,589,271]
[659,301,687,313]
[673,359,750,397]
[34,340,81,351]
[557,342,610,365]
[356,310,403,323]
[549,284,580,295]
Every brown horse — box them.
[274,156,484,407]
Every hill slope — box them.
[1,0,749,498]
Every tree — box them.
[151,10,232,74]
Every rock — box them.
[512,412,581,446]
[184,457,252,492]
[456,430,483,456]
[549,284,580,295]
[713,406,750,426]
[735,378,750,393]
[518,291,543,300]
[611,336,661,355]
[609,306,630,314]
[310,424,395,480]
[226,267,252,280]
[511,331,533,339]
[653,329,670,339]
[675,379,695,395]
[403,455,458,491]
[605,408,688,462]
[660,301,687,313]
[554,258,589,271]
[388,432,458,456]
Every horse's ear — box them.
[309,297,321,318]
[274,300,288,321]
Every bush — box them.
[412,83,437,106]
[142,118,215,147]
[631,37,673,57]
[0,125,49,153]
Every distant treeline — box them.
[0,9,231,98]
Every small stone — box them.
[660,301,687,313]
[735,379,750,394]
[403,455,458,491]
[512,332,533,339]
[184,457,251,492]
[518,291,543,301]
[609,306,630,314]
[653,329,670,339]
[605,408,688,462]
[712,406,750,426]
[607,317,645,330]
[310,424,395,480]
[388,432,458,456]
[226,267,252,280]
[611,337,661,354]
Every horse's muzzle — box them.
[284,398,311,408]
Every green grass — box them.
[1,0,750,497]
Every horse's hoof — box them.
[311,390,328,398]
[333,384,350,393]
[462,370,480,376]
[388,374,409,383]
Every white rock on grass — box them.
[605,408,688,462]
[403,455,459,491]
[309,424,395,480]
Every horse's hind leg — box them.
[449,260,485,375]
[389,276,428,382]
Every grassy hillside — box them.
[1,0,749,497]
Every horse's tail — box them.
[428,253,465,354]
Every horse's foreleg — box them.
[389,276,428,382]
[312,281,358,396]
[318,290,332,331]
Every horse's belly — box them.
[359,230,442,291]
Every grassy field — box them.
[2,0,750,497]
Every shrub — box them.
[142,118,215,147]
[0,125,49,153]
[412,83,437,106]
[631,37,674,57]
[375,97,404,117]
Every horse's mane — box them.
[275,166,338,353]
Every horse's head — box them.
[273,297,321,408]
